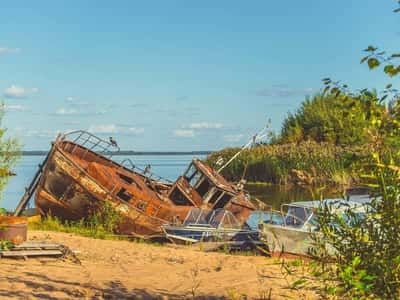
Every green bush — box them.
[315,162,400,299]
[278,92,385,146]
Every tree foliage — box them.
[278,91,388,146]
[0,104,20,199]
[313,2,400,298]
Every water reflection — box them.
[245,184,342,209]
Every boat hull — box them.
[262,225,315,256]
[262,225,336,257]
[35,142,188,237]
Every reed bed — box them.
[207,141,366,187]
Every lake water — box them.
[2,155,339,212]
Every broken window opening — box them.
[117,173,142,190]
[214,193,233,209]
[170,188,193,206]
[184,164,203,188]
[196,179,212,198]
[208,189,224,204]
[118,173,133,184]
[184,164,197,180]
[116,188,133,202]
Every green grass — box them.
[29,214,120,240]
[28,215,163,247]
[28,201,127,240]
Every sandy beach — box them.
[0,231,318,299]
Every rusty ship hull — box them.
[27,131,255,237]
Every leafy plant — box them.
[314,158,400,299]
[0,239,13,251]
[30,201,123,239]
[278,91,385,147]
[312,3,400,295]
[0,103,20,200]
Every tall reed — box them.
[207,141,364,187]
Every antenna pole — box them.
[217,126,268,173]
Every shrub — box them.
[315,160,400,299]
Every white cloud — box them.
[4,104,28,112]
[0,47,20,54]
[174,129,195,138]
[88,124,120,134]
[128,127,145,134]
[55,108,79,115]
[188,122,223,129]
[14,128,59,138]
[224,134,245,143]
[66,96,75,102]
[4,85,39,98]
[65,96,89,106]
[54,106,106,116]
[88,124,144,135]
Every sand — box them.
[0,231,318,299]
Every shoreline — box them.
[0,230,318,299]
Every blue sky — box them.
[1,1,399,151]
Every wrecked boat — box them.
[162,208,266,252]
[14,131,255,237]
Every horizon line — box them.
[19,150,215,156]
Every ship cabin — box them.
[168,159,239,209]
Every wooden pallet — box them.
[0,241,64,258]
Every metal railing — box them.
[120,158,172,183]
[60,130,120,159]
[60,131,172,195]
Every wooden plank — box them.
[1,250,63,257]
[14,242,61,249]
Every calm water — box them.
[2,155,339,211]
[246,184,340,209]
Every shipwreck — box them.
[14,131,255,237]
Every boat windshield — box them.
[182,208,241,229]
[207,209,241,229]
[282,205,313,228]
[183,208,209,226]
[246,210,285,229]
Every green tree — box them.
[0,103,20,199]
[278,91,387,147]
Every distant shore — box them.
[19,150,213,156]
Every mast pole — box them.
[217,126,267,173]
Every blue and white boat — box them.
[162,208,265,252]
